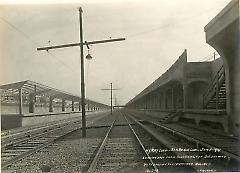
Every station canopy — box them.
[0,80,107,106]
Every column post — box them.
[172,87,175,111]
[49,97,53,112]
[183,83,188,111]
[62,99,65,112]
[72,101,75,112]
[29,94,35,113]
[19,88,23,115]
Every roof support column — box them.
[29,94,35,113]
[72,101,75,112]
[172,87,175,111]
[151,95,154,110]
[49,97,54,112]
[153,94,156,110]
[18,88,23,115]
[86,103,88,111]
[204,0,239,135]
[183,83,188,111]
[62,99,65,112]
[159,93,162,109]
[156,93,160,110]
[142,98,145,110]
[204,0,240,137]
[88,104,91,111]
[146,96,149,110]
[163,91,167,109]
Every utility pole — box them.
[79,8,86,137]
[110,83,113,113]
[101,83,120,115]
[37,7,125,137]
[113,95,121,109]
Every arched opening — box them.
[164,81,183,110]
[173,83,183,109]
[186,81,209,109]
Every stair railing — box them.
[203,65,225,109]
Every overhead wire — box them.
[126,2,228,40]
[0,15,78,73]
[198,51,219,62]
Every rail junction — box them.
[1,0,239,172]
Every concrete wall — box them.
[1,114,22,130]
[125,1,239,136]
[186,82,208,109]
[1,103,104,130]
[128,50,187,105]
[205,0,239,136]
[1,104,64,114]
[22,112,82,127]
[184,62,212,81]
[1,111,97,130]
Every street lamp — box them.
[37,7,125,138]
[86,53,93,60]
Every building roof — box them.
[0,80,108,107]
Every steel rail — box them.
[122,112,159,173]
[2,138,56,169]
[1,119,81,149]
[1,123,80,169]
[150,121,240,162]
[126,113,209,171]
[1,116,80,138]
[2,112,101,138]
[129,111,240,162]
[1,113,110,169]
[87,119,116,173]
[178,122,238,140]
[2,112,106,148]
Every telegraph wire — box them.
[0,16,78,73]
[126,3,228,40]
[0,16,41,46]
[198,51,219,62]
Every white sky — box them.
[0,0,230,106]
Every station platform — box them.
[1,110,106,130]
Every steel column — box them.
[18,88,23,115]
[49,97,53,112]
[72,101,75,111]
[62,99,65,112]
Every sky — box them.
[0,0,230,106]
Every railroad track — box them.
[126,110,240,172]
[86,110,198,173]
[1,116,79,138]
[1,117,81,149]
[128,110,240,161]
[86,112,142,173]
[1,112,106,148]
[1,112,108,170]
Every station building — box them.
[0,80,109,130]
[126,0,239,137]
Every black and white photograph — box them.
[0,0,239,172]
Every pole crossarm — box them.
[36,7,125,137]
[101,83,121,115]
[37,38,125,51]
[101,89,121,90]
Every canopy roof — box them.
[0,80,108,107]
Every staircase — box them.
[203,65,226,109]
